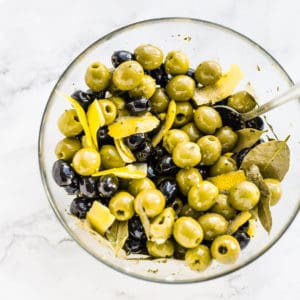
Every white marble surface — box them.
[0,0,300,299]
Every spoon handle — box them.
[242,82,300,121]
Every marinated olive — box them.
[128,177,155,196]
[70,197,93,219]
[163,129,190,153]
[229,181,260,211]
[188,181,218,211]
[164,50,189,75]
[176,168,203,196]
[181,122,203,142]
[55,137,81,161]
[215,126,238,153]
[128,75,156,99]
[133,139,153,162]
[166,75,195,101]
[233,230,250,250]
[157,178,178,206]
[109,191,135,221]
[194,60,222,86]
[228,91,256,113]
[155,154,179,176]
[210,194,236,220]
[134,44,164,70]
[124,133,146,150]
[128,215,146,240]
[173,101,194,127]
[194,106,222,134]
[185,245,212,272]
[174,243,188,260]
[209,155,237,177]
[172,142,201,168]
[108,96,126,111]
[58,109,83,137]
[52,160,78,187]
[97,126,114,146]
[149,66,169,87]
[146,239,174,258]
[179,204,202,219]
[72,148,101,176]
[149,88,170,113]
[79,176,98,198]
[85,61,110,92]
[197,135,222,165]
[111,50,134,68]
[99,145,125,169]
[98,99,117,125]
[168,197,184,215]
[198,213,228,240]
[71,90,93,111]
[264,178,282,206]
[97,174,119,198]
[125,97,151,115]
[211,235,240,264]
[173,216,203,248]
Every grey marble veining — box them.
[1,0,300,299]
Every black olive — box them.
[155,154,179,176]
[133,139,153,162]
[111,50,134,68]
[234,148,251,168]
[233,230,251,250]
[245,116,264,130]
[71,90,92,111]
[125,97,151,115]
[97,126,114,145]
[149,65,170,87]
[124,133,146,150]
[196,165,210,179]
[147,163,157,179]
[186,68,195,78]
[214,105,245,130]
[150,144,168,162]
[52,160,78,187]
[70,197,93,219]
[128,215,146,240]
[79,176,98,198]
[97,174,119,198]
[157,178,178,206]
[123,237,147,254]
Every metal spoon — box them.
[214,82,300,130]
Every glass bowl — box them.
[38,18,300,283]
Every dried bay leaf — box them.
[240,138,290,181]
[233,128,266,153]
[106,220,128,256]
[246,165,272,233]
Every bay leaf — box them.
[233,128,265,153]
[106,220,128,256]
[245,164,272,233]
[240,138,290,181]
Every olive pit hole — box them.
[117,210,125,216]
[91,63,100,69]
[176,113,185,121]
[73,116,79,122]
[105,105,112,113]
[218,245,228,255]
[158,216,165,225]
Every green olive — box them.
[166,75,195,101]
[176,168,203,196]
[128,177,155,196]
[173,101,194,127]
[164,50,189,75]
[215,126,238,153]
[194,106,222,134]
[198,213,228,240]
[163,129,190,153]
[172,142,201,168]
[128,75,156,99]
[188,181,218,211]
[58,109,83,137]
[181,122,203,142]
[112,61,144,90]
[229,181,260,211]
[209,155,237,177]
[109,191,134,221]
[264,178,282,206]
[146,239,174,258]
[55,137,81,161]
[72,148,101,176]
[84,61,110,92]
[98,99,117,125]
[108,96,126,110]
[149,207,175,243]
[173,216,203,248]
[179,204,202,219]
[185,245,212,272]
[211,235,240,264]
[134,44,164,70]
[210,194,237,220]
[149,88,170,113]
[228,91,256,113]
[99,145,125,169]
[197,135,222,165]
[195,61,222,86]
[134,189,165,218]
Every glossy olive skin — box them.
[97,174,119,198]
[195,60,222,86]
[264,178,282,206]
[215,126,238,153]
[72,148,101,176]
[149,88,170,113]
[198,213,228,240]
[176,168,203,196]
[163,129,190,153]
[109,96,126,110]
[166,75,195,101]
[188,181,218,211]
[229,181,260,211]
[185,245,212,272]
[111,50,134,68]
[197,135,222,165]
[173,216,203,248]
[164,50,190,75]
[128,75,156,99]
[228,91,256,113]
[181,122,203,142]
[209,155,237,177]
[98,99,117,125]
[169,197,184,215]
[146,239,174,258]
[211,235,240,264]
[134,44,164,70]
[173,101,194,127]
[112,61,144,90]
[210,194,236,220]
[128,177,155,196]
[85,61,110,92]
[55,137,81,161]
[194,106,222,134]
[172,142,202,168]
[134,189,166,218]
[109,191,135,221]
[99,145,125,169]
[58,109,83,137]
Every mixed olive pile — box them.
[52,44,286,272]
